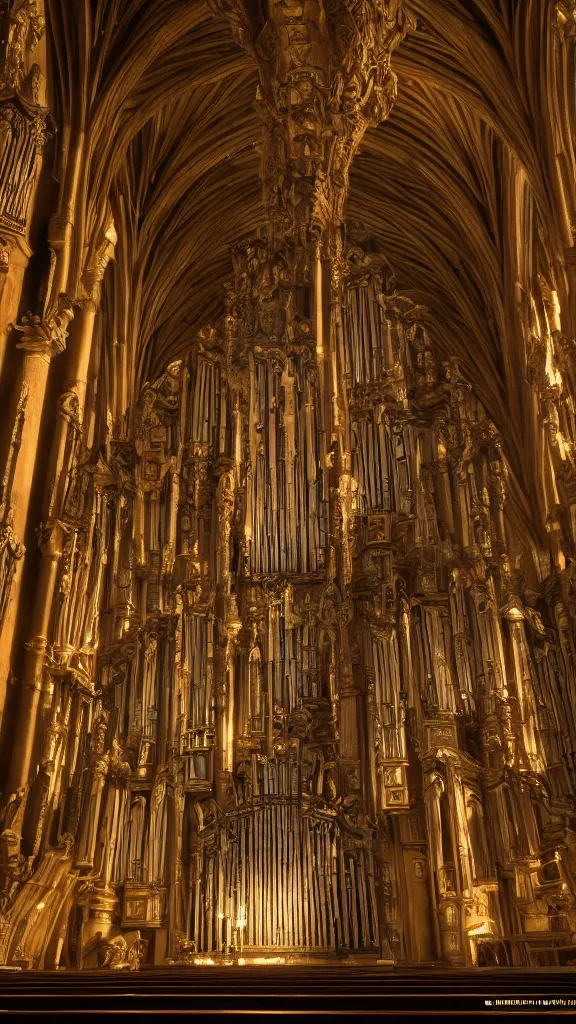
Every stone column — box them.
[75,760,109,870]
[75,883,119,965]
[0,298,74,731]
[3,221,116,782]
[46,220,117,521]
[5,519,67,794]
[45,298,97,520]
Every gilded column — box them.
[5,518,68,795]
[2,223,115,788]
[0,299,73,731]
[45,221,117,520]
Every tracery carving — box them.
[0,2,52,243]
[0,1,45,94]
[216,0,414,246]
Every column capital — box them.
[0,231,32,275]
[12,295,75,360]
[78,218,118,306]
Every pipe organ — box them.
[0,0,576,976]
[4,229,576,969]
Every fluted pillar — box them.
[0,299,73,730]
[45,297,97,520]
[5,519,67,793]
[2,222,115,787]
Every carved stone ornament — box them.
[214,0,415,246]
[12,294,74,359]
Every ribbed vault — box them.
[47,1,575,442]
[43,0,575,550]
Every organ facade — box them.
[0,0,575,973]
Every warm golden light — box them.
[0,0,573,982]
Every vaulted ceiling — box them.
[46,0,575,490]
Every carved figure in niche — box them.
[257,286,285,342]
[0,86,16,125]
[159,358,182,395]
[127,933,147,971]
[248,625,263,731]
[339,40,369,114]
[21,61,41,103]
[319,581,340,627]
[0,828,31,911]
[287,706,311,742]
[341,791,363,829]
[424,771,447,866]
[345,763,361,792]
[216,468,235,585]
[84,931,131,970]
[0,786,26,832]
[137,741,152,775]
[0,509,24,630]
[0,234,12,272]
[445,904,457,926]
[2,1,45,93]
[91,713,109,755]
[108,737,131,780]
[323,765,338,804]
[193,752,207,780]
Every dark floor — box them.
[0,965,575,1016]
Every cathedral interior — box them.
[0,0,576,981]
